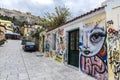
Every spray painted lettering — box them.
[107,20,120,80]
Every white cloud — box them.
[63,0,105,16]
[31,0,54,5]
[0,0,106,17]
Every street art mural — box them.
[56,28,65,55]
[79,19,108,80]
[45,34,51,52]
[107,20,120,80]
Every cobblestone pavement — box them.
[0,40,95,80]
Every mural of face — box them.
[79,20,107,80]
[79,23,106,57]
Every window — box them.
[52,33,56,50]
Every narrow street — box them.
[0,40,95,80]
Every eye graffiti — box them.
[90,32,105,44]
[79,24,106,57]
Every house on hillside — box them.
[0,20,20,39]
[0,19,12,29]
[23,24,42,40]
[0,25,6,40]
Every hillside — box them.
[0,8,40,26]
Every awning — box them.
[5,30,20,36]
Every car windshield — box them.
[22,39,26,41]
[26,42,35,45]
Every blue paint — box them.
[45,40,50,52]
[79,42,83,46]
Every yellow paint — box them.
[83,13,106,25]
[24,27,28,37]
[0,19,11,27]
[0,19,13,31]
[0,26,5,40]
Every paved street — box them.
[0,40,95,80]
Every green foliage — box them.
[13,27,21,33]
[26,39,32,42]
[39,6,70,28]
[30,27,43,50]
[30,27,43,40]
[55,57,62,63]
[0,39,6,46]
[0,14,27,26]
[0,15,12,21]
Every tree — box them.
[30,27,43,50]
[39,6,70,28]
[13,27,21,33]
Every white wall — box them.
[106,0,120,29]
[63,8,105,67]
[106,0,120,80]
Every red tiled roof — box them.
[47,5,106,32]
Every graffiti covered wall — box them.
[56,28,65,55]
[45,28,66,61]
[79,13,108,80]
[107,20,120,80]
[106,2,120,79]
[45,33,51,52]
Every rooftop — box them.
[47,5,106,32]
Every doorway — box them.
[68,29,79,67]
[42,35,45,52]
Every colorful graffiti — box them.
[45,40,50,52]
[56,28,65,55]
[107,20,120,80]
[79,20,108,80]
[45,34,51,52]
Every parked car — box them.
[23,42,36,51]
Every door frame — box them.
[42,35,45,53]
[64,25,80,65]
[67,28,80,68]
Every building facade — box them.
[39,0,120,80]
[39,30,46,54]
[106,0,120,80]
[0,25,6,40]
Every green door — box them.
[68,29,79,67]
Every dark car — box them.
[23,42,36,51]
[21,39,26,45]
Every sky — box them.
[0,0,106,17]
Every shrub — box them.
[0,39,6,46]
[55,57,62,63]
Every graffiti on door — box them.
[79,20,108,80]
